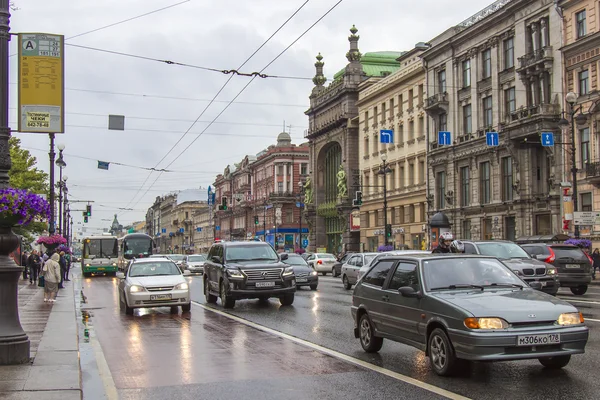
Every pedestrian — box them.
[41,253,61,303]
[58,251,66,289]
[21,251,29,280]
[592,248,600,279]
[64,251,71,281]
[432,232,454,254]
[27,250,41,285]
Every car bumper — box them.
[296,275,318,286]
[523,277,559,294]
[314,264,335,272]
[557,273,592,287]
[228,278,296,299]
[448,325,589,361]
[187,266,204,273]
[84,265,118,273]
[127,289,190,308]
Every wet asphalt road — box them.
[80,272,600,400]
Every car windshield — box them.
[129,262,181,277]
[168,255,185,261]
[318,253,336,259]
[423,258,523,291]
[476,242,530,259]
[225,245,279,262]
[188,255,206,262]
[283,255,308,266]
[552,246,589,261]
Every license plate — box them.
[566,264,581,269]
[255,281,275,287]
[297,278,308,283]
[150,294,172,301]
[97,267,105,271]
[540,281,547,287]
[517,334,560,346]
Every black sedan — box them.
[283,253,318,290]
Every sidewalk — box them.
[0,276,82,400]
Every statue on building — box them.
[337,165,347,198]
[303,177,313,205]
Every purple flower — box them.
[37,235,67,245]
[0,187,50,226]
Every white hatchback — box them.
[306,253,337,275]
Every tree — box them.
[8,137,49,245]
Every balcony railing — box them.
[585,162,600,183]
[424,92,448,114]
[517,46,553,71]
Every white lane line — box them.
[192,301,470,400]
[557,297,600,305]
[585,318,600,323]
[91,329,119,399]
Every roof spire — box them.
[312,52,326,86]
[346,25,362,62]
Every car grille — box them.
[242,269,282,280]
[510,321,556,329]
[146,286,174,292]
[296,272,309,278]
[522,268,546,276]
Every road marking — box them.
[585,318,600,323]
[192,301,470,400]
[558,297,600,305]
[91,328,119,399]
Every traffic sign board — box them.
[438,131,451,146]
[302,239,309,248]
[573,211,600,225]
[541,132,554,146]
[215,226,220,231]
[380,129,394,144]
[486,132,499,146]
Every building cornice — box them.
[561,31,600,60]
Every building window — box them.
[277,165,283,175]
[501,157,513,201]
[504,37,514,69]
[436,171,446,209]
[581,193,592,212]
[286,209,293,223]
[505,216,516,241]
[462,59,471,88]
[419,161,425,184]
[581,127,590,167]
[536,214,552,235]
[576,10,587,38]
[579,70,589,95]
[389,98,394,117]
[505,87,516,116]
[483,96,493,128]
[300,163,307,175]
[409,120,415,140]
[482,218,492,240]
[409,163,415,186]
[418,84,424,104]
[482,49,492,79]
[277,182,283,193]
[438,113,447,132]
[462,219,471,240]
[398,123,404,143]
[480,161,491,204]
[438,70,446,93]
[463,104,472,134]
[460,166,470,207]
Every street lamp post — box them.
[62,182,68,239]
[378,154,392,246]
[558,91,588,239]
[55,144,66,235]
[298,181,304,250]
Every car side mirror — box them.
[529,281,543,290]
[211,256,223,264]
[279,253,289,261]
[116,272,125,279]
[398,286,421,298]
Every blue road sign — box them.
[196,227,202,232]
[380,129,394,144]
[97,161,109,170]
[486,132,499,146]
[541,132,554,146]
[296,202,304,208]
[161,228,167,233]
[438,131,452,146]
[302,239,309,248]
[215,226,220,231]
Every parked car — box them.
[521,243,593,295]
[351,254,589,376]
[332,252,355,277]
[184,254,207,274]
[117,257,191,315]
[461,240,559,295]
[341,253,378,290]
[306,253,337,275]
[282,253,318,290]
[203,241,296,309]
[356,250,431,281]
[301,252,313,261]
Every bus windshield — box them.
[123,238,152,257]
[83,239,118,259]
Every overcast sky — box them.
[10,0,488,229]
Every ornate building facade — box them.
[357,43,429,251]
[423,0,566,241]
[304,26,402,253]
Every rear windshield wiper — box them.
[482,283,523,290]
[430,284,484,291]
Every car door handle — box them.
[382,295,389,302]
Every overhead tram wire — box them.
[119,0,311,213]
[124,0,344,218]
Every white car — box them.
[184,254,207,274]
[306,253,337,275]
[117,258,191,315]
[356,250,431,281]
[341,253,378,290]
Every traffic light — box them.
[254,216,259,225]
[353,191,363,207]
[86,204,92,216]
[218,197,228,211]
[385,224,392,238]
[84,216,88,223]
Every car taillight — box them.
[317,260,322,264]
[545,247,555,263]
[586,252,593,265]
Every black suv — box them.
[203,241,296,309]
[462,240,559,295]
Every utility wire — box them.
[124,0,343,218]
[120,0,311,213]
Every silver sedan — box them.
[117,258,191,315]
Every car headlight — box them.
[283,266,294,276]
[546,267,557,275]
[174,282,189,290]
[226,269,244,278]
[129,285,145,293]
[311,271,317,276]
[85,264,90,267]
[112,263,117,267]
[557,312,584,326]
[464,317,509,330]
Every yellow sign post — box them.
[17,33,64,133]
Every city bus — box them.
[117,233,154,271]
[81,234,119,277]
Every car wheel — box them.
[220,281,235,309]
[343,275,352,290]
[310,284,318,291]
[204,279,217,303]
[170,306,179,314]
[539,355,571,369]
[570,285,588,296]
[331,267,337,277]
[121,294,134,315]
[181,303,191,312]
[359,313,383,353]
[279,293,294,306]
[428,328,458,376]
[321,272,327,276]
